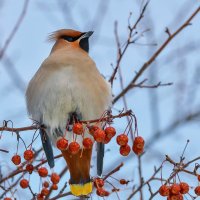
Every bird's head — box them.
[49,29,93,54]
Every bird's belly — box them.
[32,67,111,144]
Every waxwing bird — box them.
[26,29,112,196]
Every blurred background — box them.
[0,0,200,199]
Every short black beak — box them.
[79,31,94,40]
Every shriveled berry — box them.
[72,123,84,135]
[105,127,116,139]
[171,184,180,195]
[26,164,34,174]
[68,142,80,154]
[195,186,200,195]
[88,125,99,135]
[116,134,128,146]
[56,138,68,150]
[179,182,189,194]
[43,181,49,188]
[159,185,170,196]
[119,179,129,185]
[51,173,60,184]
[11,154,21,165]
[20,179,29,189]
[24,149,34,161]
[94,178,104,188]
[83,138,93,149]
[112,188,120,192]
[93,129,105,142]
[41,188,49,196]
[51,184,58,190]
[133,136,145,149]
[120,144,131,156]
[38,167,48,177]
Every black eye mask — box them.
[60,33,89,52]
[61,35,79,42]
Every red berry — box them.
[119,179,129,185]
[43,181,49,188]
[132,145,144,155]
[4,198,12,200]
[103,136,111,144]
[88,125,99,135]
[56,138,68,150]
[120,144,131,156]
[179,182,189,194]
[195,186,200,195]
[20,179,29,189]
[26,164,34,174]
[103,190,110,196]
[96,188,106,197]
[37,194,44,200]
[93,129,105,142]
[68,142,80,154]
[41,188,49,196]
[83,138,93,149]
[197,175,200,182]
[94,178,104,188]
[11,154,21,165]
[72,123,84,135]
[105,127,116,139]
[170,194,183,200]
[38,167,48,177]
[51,173,60,184]
[116,134,128,146]
[159,185,170,196]
[171,184,180,195]
[133,136,145,149]
[24,149,34,161]
[51,184,58,190]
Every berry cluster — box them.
[11,149,34,166]
[159,174,200,199]
[56,123,145,158]
[37,173,60,199]
[159,183,189,199]
[93,178,110,197]
[9,147,60,200]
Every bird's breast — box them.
[26,59,112,144]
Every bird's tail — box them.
[62,148,93,196]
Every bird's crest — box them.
[48,29,83,41]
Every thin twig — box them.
[0,110,132,133]
[0,0,30,59]
[113,6,200,104]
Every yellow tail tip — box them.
[70,182,93,196]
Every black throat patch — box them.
[79,38,89,53]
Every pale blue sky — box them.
[0,0,200,199]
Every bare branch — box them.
[113,6,200,104]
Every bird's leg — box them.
[66,111,82,131]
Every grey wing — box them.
[40,128,55,168]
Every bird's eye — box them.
[66,37,73,42]
[61,36,74,42]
